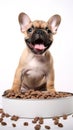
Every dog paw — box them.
[2,89,13,96]
[47,88,56,92]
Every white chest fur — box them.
[21,54,50,88]
[25,54,49,77]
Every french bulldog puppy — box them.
[12,12,61,92]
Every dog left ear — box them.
[48,15,61,34]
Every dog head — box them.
[18,12,61,54]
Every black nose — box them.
[36,29,44,35]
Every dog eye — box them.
[27,26,34,33]
[27,28,33,33]
[45,27,52,33]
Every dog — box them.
[11,12,61,92]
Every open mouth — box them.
[26,39,51,54]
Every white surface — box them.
[2,96,73,118]
[0,106,73,130]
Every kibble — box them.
[54,119,59,125]
[32,117,39,124]
[52,116,60,120]
[39,117,44,124]
[1,112,6,118]
[2,89,73,99]
[11,115,19,121]
[58,123,63,127]
[5,113,10,118]
[63,114,67,120]
[12,123,16,127]
[32,120,37,124]
[23,122,29,126]
[45,125,51,129]
[0,118,3,122]
[0,108,3,113]
[34,124,41,130]
[1,121,7,126]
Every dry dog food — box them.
[32,120,37,124]
[52,116,64,128]
[62,114,67,120]
[12,123,16,127]
[32,117,39,123]
[0,108,3,113]
[53,116,59,126]
[54,119,59,125]
[0,118,3,122]
[32,117,44,124]
[52,116,60,120]
[5,113,10,118]
[23,122,29,126]
[2,89,73,99]
[45,125,51,129]
[1,113,6,118]
[0,107,72,129]
[34,124,41,130]
[10,115,19,121]
[39,117,44,124]
[58,123,63,127]
[1,121,7,126]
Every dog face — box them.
[18,13,61,54]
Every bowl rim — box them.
[2,92,73,101]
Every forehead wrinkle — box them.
[32,20,46,28]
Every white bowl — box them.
[2,94,73,118]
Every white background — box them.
[0,0,73,129]
[0,0,73,96]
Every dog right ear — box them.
[18,12,31,33]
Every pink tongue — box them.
[34,44,45,50]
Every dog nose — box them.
[36,29,43,35]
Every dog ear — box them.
[48,15,61,34]
[18,12,31,33]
